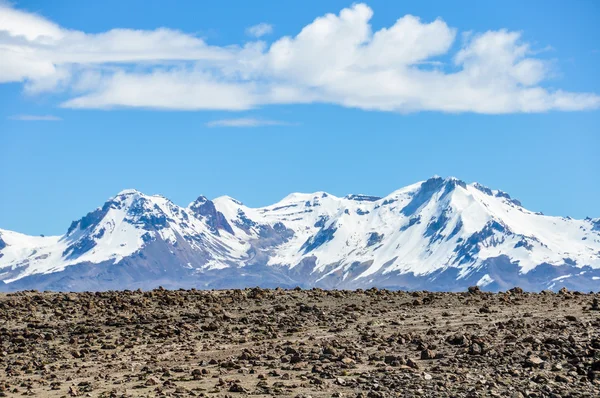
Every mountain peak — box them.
[2,177,599,292]
[116,188,142,196]
[419,175,468,190]
[213,195,244,206]
[189,196,234,236]
[399,176,467,216]
[189,195,209,207]
[113,189,170,201]
[279,191,332,204]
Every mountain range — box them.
[1,176,599,292]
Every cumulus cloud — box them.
[8,114,62,121]
[246,23,273,38]
[1,3,598,114]
[206,118,293,127]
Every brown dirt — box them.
[1,287,599,397]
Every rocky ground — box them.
[0,287,599,397]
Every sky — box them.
[0,0,599,236]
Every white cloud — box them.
[246,23,273,38]
[62,70,259,110]
[206,118,293,127]
[8,114,62,121]
[0,4,232,90]
[0,3,598,114]
[0,4,64,41]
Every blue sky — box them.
[0,0,599,236]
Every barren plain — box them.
[1,287,599,397]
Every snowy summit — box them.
[1,176,599,292]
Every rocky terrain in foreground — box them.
[0,288,599,397]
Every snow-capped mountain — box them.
[1,177,599,292]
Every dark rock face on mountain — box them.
[1,178,599,292]
[301,224,337,254]
[189,196,234,236]
[401,176,447,216]
[66,200,113,235]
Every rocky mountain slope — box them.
[1,177,599,292]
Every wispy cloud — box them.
[206,118,293,128]
[8,114,62,121]
[0,3,599,114]
[246,23,273,38]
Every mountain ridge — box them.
[1,176,599,292]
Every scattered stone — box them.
[558,287,569,295]
[191,369,203,380]
[0,288,597,396]
[341,357,355,365]
[406,358,420,369]
[420,349,436,360]
[508,287,524,295]
[145,377,160,386]
[525,355,544,368]
[229,382,247,393]
[479,306,492,314]
[468,286,481,294]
